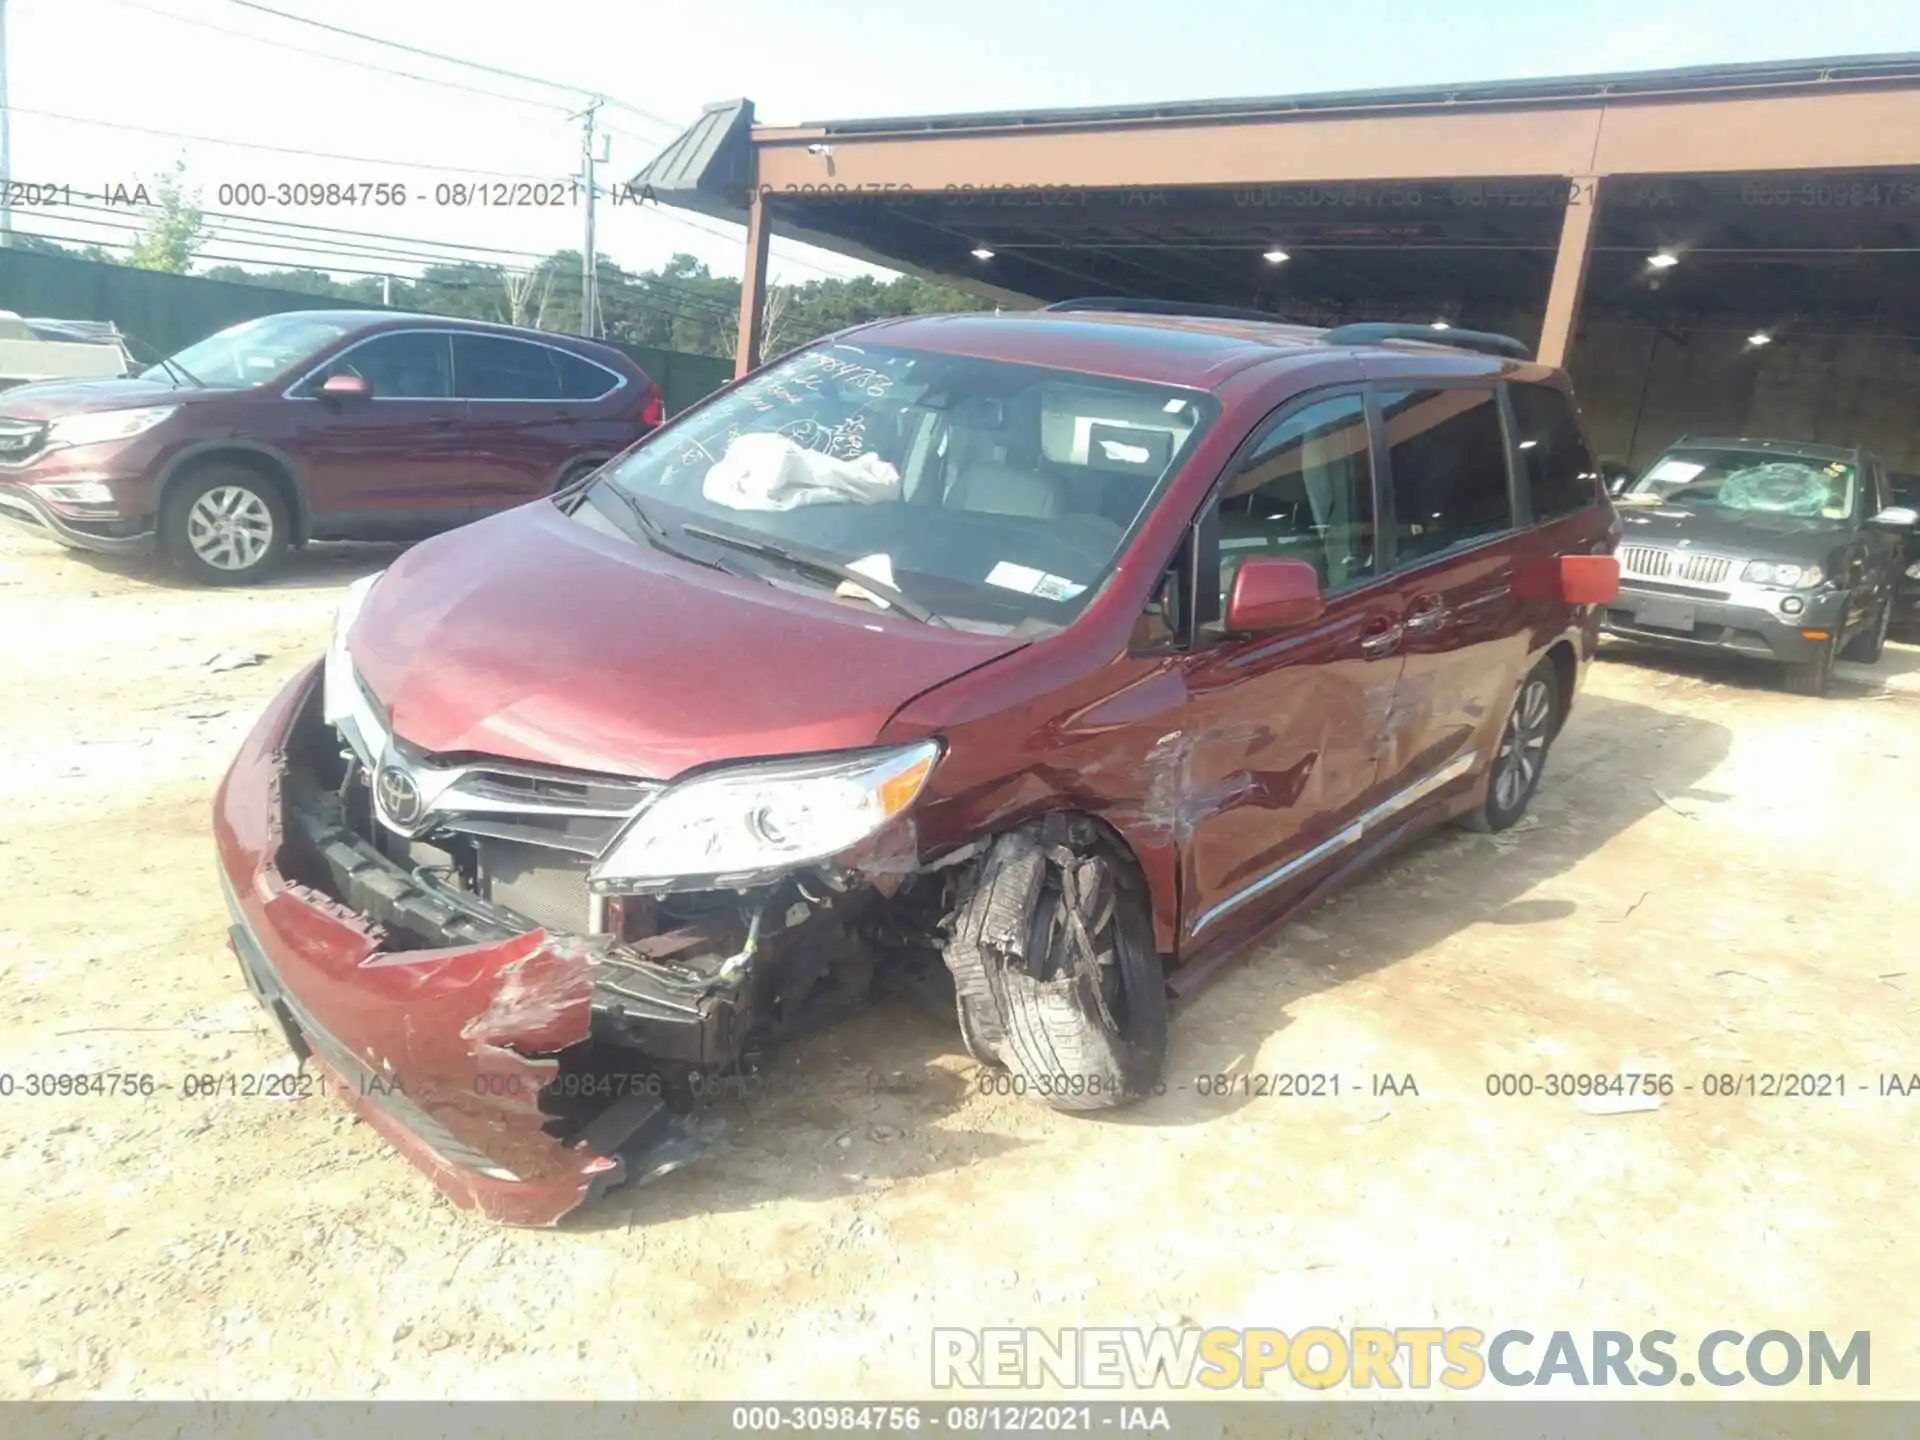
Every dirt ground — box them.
[1,522,1916,1404]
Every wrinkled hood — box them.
[346,498,1028,778]
[0,375,224,418]
[1617,502,1847,565]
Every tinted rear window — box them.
[552,349,621,401]
[453,335,561,400]
[1379,387,1513,564]
[1508,382,1599,519]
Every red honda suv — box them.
[0,310,663,583]
[213,300,1620,1223]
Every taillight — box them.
[641,388,664,428]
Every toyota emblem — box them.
[374,762,424,828]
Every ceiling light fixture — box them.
[1262,247,1290,264]
[1430,320,1451,330]
[1647,251,1679,269]
[1747,331,1773,346]
[970,246,995,261]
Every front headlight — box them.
[321,570,384,738]
[1742,560,1823,588]
[45,406,178,449]
[589,740,941,890]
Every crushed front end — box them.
[213,657,929,1226]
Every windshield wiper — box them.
[591,482,740,575]
[152,355,205,388]
[679,522,948,626]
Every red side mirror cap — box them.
[320,373,372,400]
[1226,556,1325,634]
[1515,554,1620,605]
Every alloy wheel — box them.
[1493,677,1553,813]
[186,485,275,572]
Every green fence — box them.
[0,248,732,414]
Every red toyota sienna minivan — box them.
[213,300,1621,1223]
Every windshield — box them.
[1623,448,1857,523]
[588,341,1217,632]
[141,313,358,389]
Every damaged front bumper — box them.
[212,663,887,1225]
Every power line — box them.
[0,103,564,179]
[89,0,571,112]
[224,0,683,133]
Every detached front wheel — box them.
[161,467,289,585]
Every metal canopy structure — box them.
[632,54,1920,387]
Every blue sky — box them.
[8,0,1917,284]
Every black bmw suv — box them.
[1604,436,1916,695]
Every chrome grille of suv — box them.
[1619,545,1734,588]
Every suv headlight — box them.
[1742,560,1822,588]
[590,740,941,890]
[45,406,178,449]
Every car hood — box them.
[346,498,1029,778]
[0,376,223,418]
[1616,502,1846,564]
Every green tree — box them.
[126,161,208,275]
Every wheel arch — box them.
[156,443,312,543]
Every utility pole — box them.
[576,98,603,337]
[380,273,391,307]
[0,0,13,248]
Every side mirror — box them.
[320,372,373,400]
[1226,556,1324,634]
[1868,506,1918,530]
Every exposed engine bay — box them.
[269,676,1156,1216]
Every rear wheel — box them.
[1783,633,1838,696]
[1462,661,1561,833]
[160,467,289,586]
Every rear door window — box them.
[1508,382,1600,519]
[1379,387,1513,565]
[453,335,563,401]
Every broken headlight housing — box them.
[589,740,940,891]
[321,570,386,762]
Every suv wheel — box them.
[162,467,289,585]
[1463,661,1561,832]
[1783,633,1838,696]
[1841,597,1891,666]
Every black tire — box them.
[944,830,1168,1113]
[1841,597,1891,665]
[1461,660,1562,833]
[160,466,290,586]
[1783,634,1838,696]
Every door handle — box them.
[1403,594,1450,634]
[1359,619,1404,654]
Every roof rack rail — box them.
[1320,322,1531,360]
[1044,296,1291,325]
